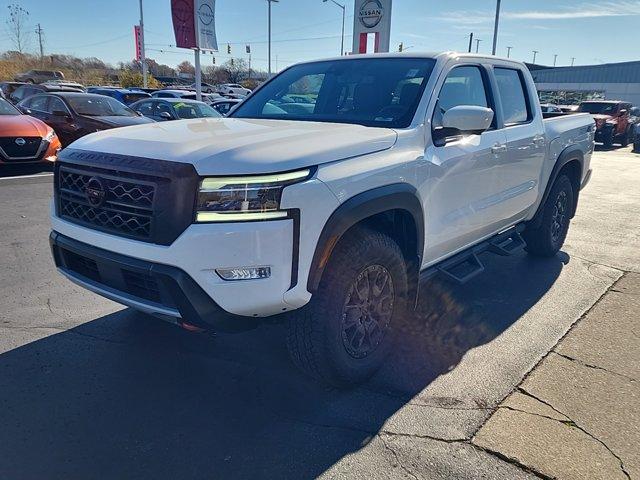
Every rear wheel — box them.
[286,227,408,387]
[621,128,630,147]
[602,129,614,148]
[634,139,640,153]
[524,174,574,257]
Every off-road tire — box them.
[523,174,574,257]
[634,140,640,153]
[286,227,408,387]
[621,128,630,147]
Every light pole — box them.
[139,0,147,88]
[267,0,279,76]
[532,50,539,64]
[491,0,501,55]
[553,54,558,66]
[571,57,576,67]
[506,46,512,58]
[475,38,482,53]
[323,0,346,56]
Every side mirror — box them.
[619,109,628,116]
[159,111,173,120]
[442,105,494,134]
[21,107,32,115]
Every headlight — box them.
[195,168,312,222]
[44,129,57,142]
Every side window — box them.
[432,65,491,130]
[29,95,49,112]
[494,68,531,125]
[156,92,171,98]
[48,97,68,114]
[156,103,173,117]
[135,101,155,116]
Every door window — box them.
[135,101,155,116]
[29,95,49,112]
[494,68,531,125]
[432,65,492,132]
[156,103,174,119]
[48,97,69,115]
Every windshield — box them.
[173,102,222,119]
[0,98,20,115]
[67,96,137,117]
[231,57,437,128]
[578,102,618,114]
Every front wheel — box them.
[634,139,640,153]
[523,174,574,257]
[602,129,614,148]
[621,128,630,147]
[286,227,408,387]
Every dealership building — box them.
[530,60,640,106]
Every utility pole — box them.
[138,0,148,88]
[553,54,558,67]
[475,39,482,53]
[491,0,501,55]
[468,32,473,53]
[35,23,44,62]
[532,50,538,64]
[322,0,346,56]
[571,57,576,67]
[267,0,279,76]
[506,46,512,58]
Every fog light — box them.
[216,266,271,281]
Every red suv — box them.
[577,101,634,147]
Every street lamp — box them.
[323,0,346,56]
[532,50,539,64]
[267,0,279,76]
[506,46,513,58]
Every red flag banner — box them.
[171,0,196,48]
[134,25,142,61]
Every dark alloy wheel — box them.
[286,226,408,387]
[524,174,574,257]
[341,264,395,359]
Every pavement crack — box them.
[518,387,631,480]
[379,430,467,444]
[552,351,638,383]
[378,433,420,480]
[471,442,554,480]
[497,405,570,424]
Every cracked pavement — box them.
[1,146,639,479]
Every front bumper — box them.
[51,207,301,322]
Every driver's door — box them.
[421,64,509,265]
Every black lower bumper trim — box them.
[50,232,259,333]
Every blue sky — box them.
[2,0,639,71]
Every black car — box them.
[130,98,221,122]
[210,98,242,116]
[17,92,154,146]
[9,83,84,105]
[0,81,28,100]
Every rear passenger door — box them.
[492,67,545,219]
[422,64,509,264]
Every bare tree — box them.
[6,4,31,53]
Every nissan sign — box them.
[359,0,384,28]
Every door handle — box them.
[532,135,546,145]
[491,143,507,154]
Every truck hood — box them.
[68,118,398,175]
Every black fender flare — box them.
[529,144,584,228]
[307,183,424,293]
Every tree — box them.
[6,4,30,53]
[119,70,161,89]
[222,58,249,84]
[177,60,195,75]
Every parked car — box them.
[216,83,251,96]
[0,81,27,100]
[187,82,217,93]
[14,70,64,84]
[0,97,61,165]
[87,88,151,106]
[49,53,594,386]
[130,98,221,121]
[152,89,198,99]
[540,104,562,114]
[9,83,84,105]
[210,98,242,115]
[18,92,154,146]
[44,81,87,92]
[129,87,159,94]
[577,100,634,147]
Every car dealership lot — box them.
[0,146,639,479]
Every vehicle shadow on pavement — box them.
[0,163,53,178]
[0,251,567,480]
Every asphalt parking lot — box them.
[0,145,639,480]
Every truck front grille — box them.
[57,167,156,241]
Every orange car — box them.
[0,97,60,165]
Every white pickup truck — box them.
[50,53,594,386]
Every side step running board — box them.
[419,225,526,285]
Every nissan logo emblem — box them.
[359,0,384,28]
[15,137,26,146]
[198,3,215,26]
[85,177,107,207]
